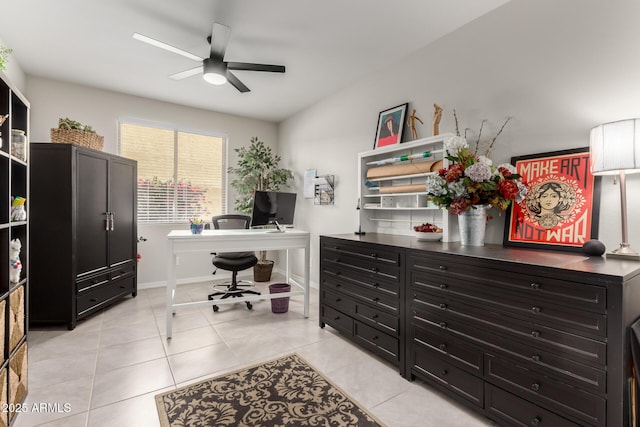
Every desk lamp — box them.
[590,119,640,260]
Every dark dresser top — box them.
[322,233,640,283]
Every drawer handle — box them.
[439,343,447,351]
[532,306,541,314]
[531,330,540,338]
[334,316,340,321]
[336,283,341,288]
[439,284,448,290]
[531,354,541,362]
[372,314,379,319]
[92,279,99,284]
[335,258,341,262]
[372,297,379,303]
[439,265,447,271]
[441,369,448,376]
[372,335,379,341]
[530,416,541,426]
[530,282,541,290]
[531,383,541,392]
[119,285,126,289]
[372,283,379,288]
[370,253,378,258]
[439,303,447,309]
[335,298,341,303]
[336,272,342,276]
[90,298,98,302]
[371,267,379,273]
[439,321,447,328]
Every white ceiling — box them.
[1,0,510,122]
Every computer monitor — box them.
[250,191,297,228]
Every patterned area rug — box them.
[155,353,385,426]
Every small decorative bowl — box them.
[190,223,204,234]
[414,231,442,242]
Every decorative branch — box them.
[474,120,487,155]
[485,117,512,156]
[453,109,461,137]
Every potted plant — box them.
[0,45,12,71]
[228,136,294,281]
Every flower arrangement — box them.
[425,116,527,215]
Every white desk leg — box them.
[166,243,176,339]
[286,249,291,283]
[304,236,310,318]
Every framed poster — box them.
[374,103,407,149]
[503,147,601,252]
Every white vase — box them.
[458,205,489,246]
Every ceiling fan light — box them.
[203,72,227,85]
[203,58,227,85]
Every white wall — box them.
[279,0,640,285]
[25,76,278,286]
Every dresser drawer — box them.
[77,272,110,293]
[411,322,483,375]
[411,298,606,369]
[323,268,399,299]
[412,344,483,408]
[353,321,398,363]
[321,288,356,316]
[485,354,605,427]
[322,238,400,266]
[323,274,399,314]
[323,255,401,284]
[410,253,606,314]
[321,305,353,335]
[76,276,135,317]
[110,262,136,280]
[412,273,606,338]
[485,384,580,427]
[354,302,398,335]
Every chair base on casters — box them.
[208,271,261,312]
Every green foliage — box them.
[0,46,12,71]
[228,136,293,214]
[58,117,96,133]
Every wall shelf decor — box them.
[358,134,458,240]
[313,175,334,205]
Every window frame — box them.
[118,117,228,224]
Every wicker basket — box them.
[51,128,104,151]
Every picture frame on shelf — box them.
[503,147,601,252]
[373,103,407,149]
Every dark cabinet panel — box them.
[30,143,137,329]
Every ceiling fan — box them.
[133,22,285,93]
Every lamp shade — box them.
[590,119,640,175]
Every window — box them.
[119,120,226,223]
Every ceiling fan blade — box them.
[210,23,231,61]
[133,33,202,62]
[169,66,203,80]
[227,62,285,73]
[226,71,250,93]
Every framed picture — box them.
[503,147,601,252]
[374,103,408,149]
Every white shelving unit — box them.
[357,134,459,241]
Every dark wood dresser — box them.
[319,233,640,427]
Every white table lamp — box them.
[590,119,640,260]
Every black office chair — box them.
[207,214,260,312]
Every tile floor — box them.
[15,275,495,427]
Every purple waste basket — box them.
[268,283,291,313]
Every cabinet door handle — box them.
[104,212,111,231]
[532,306,541,314]
[439,265,447,271]
[110,212,115,231]
[439,343,447,351]
[439,303,447,309]
[530,282,541,290]
[531,383,541,392]
[530,417,541,426]
[531,354,541,362]
[531,330,540,337]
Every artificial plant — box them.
[228,136,293,263]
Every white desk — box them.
[166,228,310,338]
